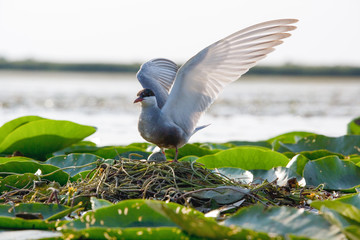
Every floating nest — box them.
[73,159,236,205]
[1,158,337,213]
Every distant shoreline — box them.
[1,59,360,76]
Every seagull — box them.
[134,19,298,161]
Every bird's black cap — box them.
[137,89,155,98]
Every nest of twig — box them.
[74,159,236,204]
[1,158,337,213]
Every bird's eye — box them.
[143,89,155,97]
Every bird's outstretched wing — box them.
[161,19,298,134]
[136,58,178,108]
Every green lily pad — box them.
[321,206,360,229]
[45,153,101,178]
[198,142,231,150]
[53,141,99,155]
[279,135,360,156]
[0,161,69,185]
[286,154,309,176]
[166,143,217,160]
[0,217,56,230]
[343,225,360,240]
[62,227,195,240]
[61,199,177,230]
[311,193,360,223]
[127,142,152,149]
[196,146,289,170]
[0,156,38,164]
[223,204,344,240]
[348,117,360,135]
[0,116,44,145]
[0,203,75,229]
[267,131,315,150]
[0,230,62,240]
[0,119,96,160]
[317,204,360,239]
[90,197,113,210]
[300,150,345,160]
[304,156,360,191]
[227,140,272,149]
[178,156,199,162]
[352,157,360,165]
[93,146,148,159]
[146,200,271,239]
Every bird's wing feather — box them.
[161,19,298,134]
[136,58,178,108]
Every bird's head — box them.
[134,89,157,106]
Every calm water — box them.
[0,71,359,146]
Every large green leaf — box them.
[344,226,360,240]
[352,157,360,165]
[0,230,62,240]
[52,141,99,155]
[0,119,96,160]
[321,207,360,234]
[320,206,359,228]
[226,140,272,149]
[198,142,231,150]
[223,204,344,240]
[45,153,101,178]
[166,143,217,159]
[0,116,44,145]
[0,156,38,164]
[127,142,152,150]
[304,156,360,191]
[279,135,360,156]
[61,199,177,230]
[300,150,345,160]
[90,197,113,210]
[267,131,315,150]
[0,203,70,220]
[93,146,149,159]
[0,217,55,230]
[0,203,74,229]
[63,199,272,239]
[196,146,289,170]
[146,200,272,239]
[62,200,199,239]
[178,155,199,162]
[286,154,309,176]
[311,193,360,223]
[348,116,360,135]
[62,227,196,240]
[0,161,69,185]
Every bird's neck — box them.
[140,102,161,118]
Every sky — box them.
[0,0,359,66]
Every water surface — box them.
[1,71,359,146]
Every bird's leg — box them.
[173,147,179,162]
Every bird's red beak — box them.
[133,97,143,103]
